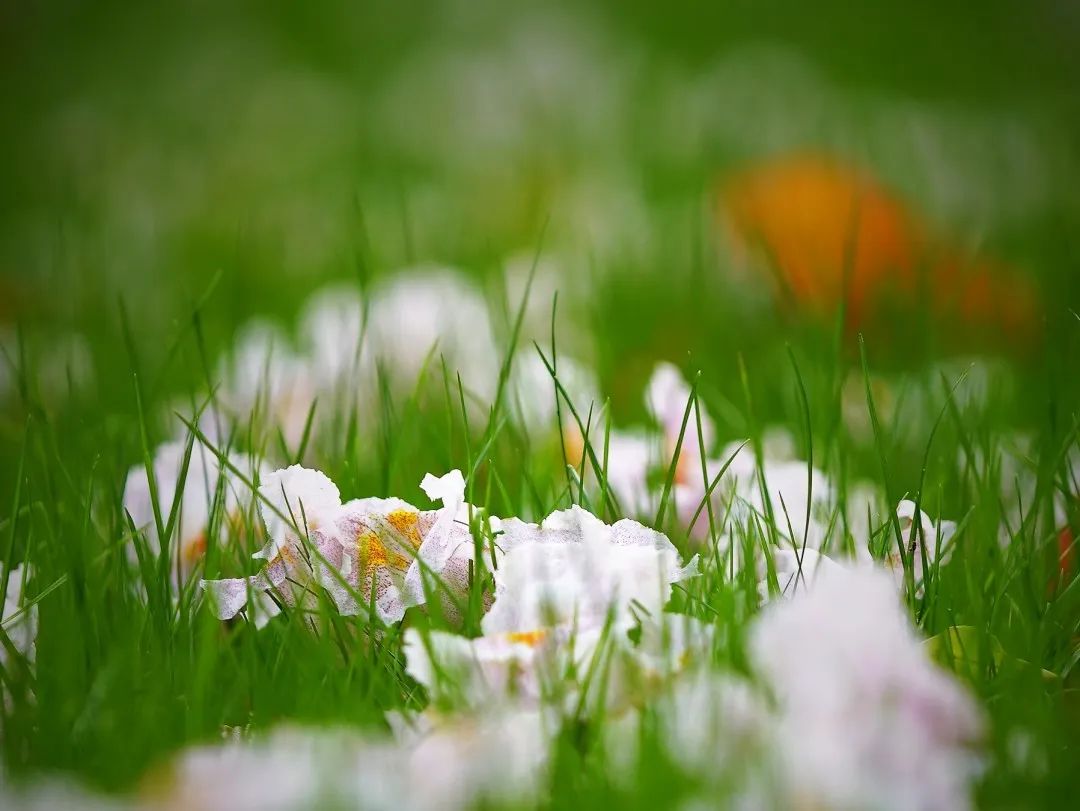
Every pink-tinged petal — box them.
[258,465,341,553]
[200,577,257,620]
[404,471,471,607]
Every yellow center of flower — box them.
[358,529,411,573]
[386,509,424,549]
[505,629,548,647]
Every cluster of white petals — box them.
[560,362,970,607]
[405,506,700,709]
[486,506,696,633]
[200,466,475,628]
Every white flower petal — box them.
[257,465,341,555]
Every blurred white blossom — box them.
[366,268,500,403]
[123,439,266,583]
[484,505,697,635]
[749,564,984,810]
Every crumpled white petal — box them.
[749,564,984,810]
[404,470,473,609]
[256,465,341,558]
[483,506,697,635]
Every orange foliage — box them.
[719,154,1039,343]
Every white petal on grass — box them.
[2,565,37,666]
[398,708,552,811]
[679,433,835,549]
[403,469,473,610]
[749,564,984,811]
[157,714,552,811]
[122,439,266,581]
[256,465,341,558]
[404,627,552,707]
[601,429,659,517]
[885,499,958,590]
[645,362,715,465]
[201,469,484,627]
[484,506,697,635]
[157,726,356,811]
[201,465,347,625]
[314,497,425,624]
[656,670,768,780]
[419,469,466,506]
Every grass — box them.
[2,1,1080,808]
[1,262,1079,806]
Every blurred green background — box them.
[2,0,1079,457]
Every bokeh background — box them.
[2,0,1079,483]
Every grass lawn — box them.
[1,2,1079,808]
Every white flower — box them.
[646,362,714,474]
[508,352,600,437]
[312,496,422,624]
[318,470,488,627]
[756,547,848,602]
[682,432,835,551]
[419,469,467,507]
[366,267,500,402]
[597,614,720,715]
[255,465,341,558]
[201,464,345,626]
[159,713,552,811]
[749,564,984,811]
[636,366,835,550]
[122,439,265,581]
[649,669,768,781]
[403,501,709,714]
[217,321,317,447]
[2,565,37,667]
[201,468,480,628]
[392,708,552,811]
[595,429,659,517]
[297,283,368,390]
[158,726,363,811]
[882,500,958,591]
[401,470,479,618]
[483,506,697,635]
[199,533,343,629]
[403,627,554,707]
